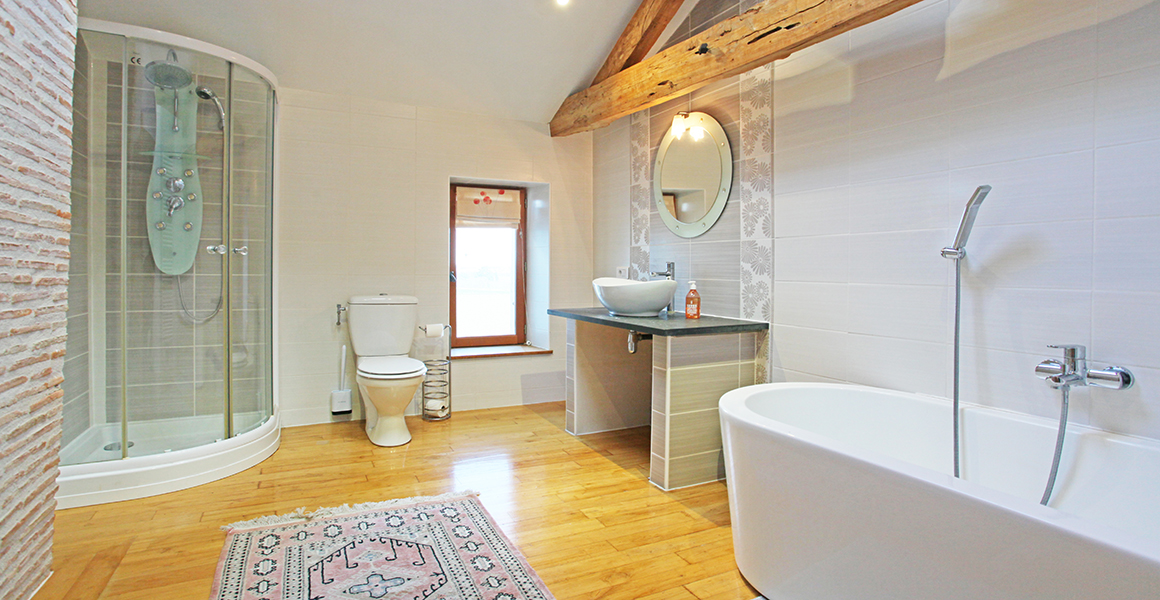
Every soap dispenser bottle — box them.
[685,281,701,319]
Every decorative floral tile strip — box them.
[740,65,774,381]
[629,111,651,281]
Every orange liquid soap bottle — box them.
[685,281,701,319]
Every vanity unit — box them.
[548,308,768,490]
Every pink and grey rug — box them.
[210,492,555,600]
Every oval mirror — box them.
[652,111,733,238]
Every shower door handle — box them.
[232,246,248,256]
[206,244,228,255]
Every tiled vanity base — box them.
[563,318,759,491]
[650,333,757,490]
[565,320,653,435]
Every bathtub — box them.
[719,383,1160,600]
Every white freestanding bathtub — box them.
[719,383,1160,600]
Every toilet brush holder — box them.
[331,344,352,415]
[330,389,352,414]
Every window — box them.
[450,185,526,348]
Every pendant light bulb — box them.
[671,112,690,140]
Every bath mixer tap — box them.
[1034,344,1133,390]
[1034,344,1133,506]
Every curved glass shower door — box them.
[60,29,274,465]
[226,64,274,437]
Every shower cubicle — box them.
[58,20,279,507]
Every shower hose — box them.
[174,274,223,325]
[1040,385,1070,506]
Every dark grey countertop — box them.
[547,307,768,337]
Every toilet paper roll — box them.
[424,324,445,338]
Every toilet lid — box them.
[357,356,427,379]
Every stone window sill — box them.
[449,345,552,360]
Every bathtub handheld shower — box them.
[942,185,992,479]
[943,185,991,259]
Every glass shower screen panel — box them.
[125,39,229,455]
[228,64,274,436]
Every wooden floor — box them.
[34,402,759,600]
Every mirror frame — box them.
[652,111,733,238]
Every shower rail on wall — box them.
[57,19,280,508]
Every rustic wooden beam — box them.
[590,0,686,86]
[551,0,924,137]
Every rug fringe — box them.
[222,490,480,532]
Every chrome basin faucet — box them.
[649,262,676,313]
[650,262,675,281]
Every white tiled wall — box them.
[593,0,1160,443]
[593,116,630,278]
[768,0,1160,440]
[277,89,592,426]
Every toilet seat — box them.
[357,356,426,380]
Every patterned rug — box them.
[210,492,555,600]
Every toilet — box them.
[347,295,428,446]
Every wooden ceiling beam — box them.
[590,0,686,86]
[551,0,923,137]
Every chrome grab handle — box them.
[206,244,227,255]
[232,246,248,256]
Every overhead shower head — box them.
[144,49,192,89]
[196,86,226,131]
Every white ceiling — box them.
[78,0,641,124]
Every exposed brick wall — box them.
[0,1,78,599]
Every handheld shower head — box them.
[196,86,226,131]
[950,185,991,252]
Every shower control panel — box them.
[145,84,204,275]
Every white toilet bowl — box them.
[355,355,426,447]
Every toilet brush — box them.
[331,344,352,414]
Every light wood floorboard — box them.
[35,402,758,599]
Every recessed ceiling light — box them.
[556,0,569,6]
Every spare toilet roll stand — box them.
[419,324,452,421]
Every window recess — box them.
[450,184,527,348]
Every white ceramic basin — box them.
[592,277,678,317]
